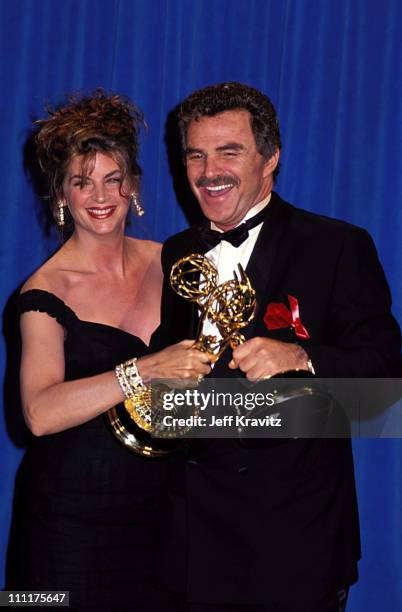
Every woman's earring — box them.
[57,201,65,227]
[131,193,144,216]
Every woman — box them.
[15,91,210,610]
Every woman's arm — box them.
[20,311,211,436]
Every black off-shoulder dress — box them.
[15,289,170,611]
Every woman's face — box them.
[62,152,133,237]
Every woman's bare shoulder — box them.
[21,247,69,295]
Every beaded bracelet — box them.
[115,358,152,431]
[115,358,146,400]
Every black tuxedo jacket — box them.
[153,192,401,604]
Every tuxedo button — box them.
[238,466,248,475]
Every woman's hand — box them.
[137,340,212,383]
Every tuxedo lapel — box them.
[187,226,214,338]
[244,193,292,340]
[173,228,207,340]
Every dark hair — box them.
[178,81,281,178]
[35,89,144,233]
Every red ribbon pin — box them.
[263,295,310,340]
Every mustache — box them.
[195,175,240,189]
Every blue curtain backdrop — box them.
[1,1,401,609]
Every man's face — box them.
[185,109,279,231]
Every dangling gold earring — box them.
[57,200,65,227]
[131,193,144,216]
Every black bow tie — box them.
[198,205,268,250]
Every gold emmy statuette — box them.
[170,253,257,361]
[107,387,184,457]
[107,253,256,456]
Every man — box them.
[154,82,401,611]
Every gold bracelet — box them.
[115,359,152,431]
[115,362,133,399]
[115,358,146,398]
[122,358,147,392]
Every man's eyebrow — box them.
[216,143,245,152]
[185,143,245,156]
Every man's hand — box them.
[228,337,309,380]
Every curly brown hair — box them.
[178,81,281,178]
[35,89,144,232]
